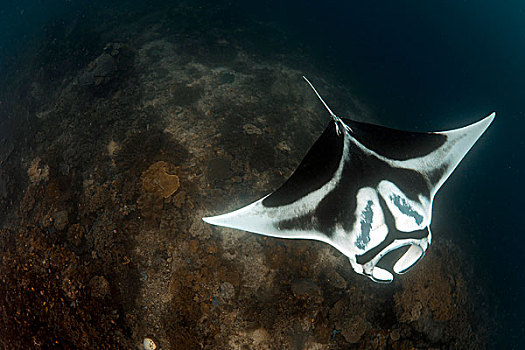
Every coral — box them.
[329,292,372,346]
[394,250,456,323]
[0,227,130,349]
[107,139,120,157]
[141,161,180,199]
[339,315,368,343]
[88,275,111,299]
[390,241,486,347]
[27,157,49,183]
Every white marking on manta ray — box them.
[203,77,495,283]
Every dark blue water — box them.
[1,0,523,347]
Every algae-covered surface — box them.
[0,2,489,349]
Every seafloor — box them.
[0,3,489,349]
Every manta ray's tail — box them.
[303,76,352,134]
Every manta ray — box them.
[203,77,494,283]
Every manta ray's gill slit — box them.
[355,193,428,265]
[389,194,424,225]
[356,200,374,249]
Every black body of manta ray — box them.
[203,77,495,283]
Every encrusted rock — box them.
[54,210,69,231]
[0,172,6,199]
[107,139,120,157]
[390,329,401,341]
[89,275,111,299]
[291,279,321,298]
[394,254,456,323]
[340,315,367,343]
[206,158,232,185]
[0,137,13,165]
[326,269,347,289]
[219,281,235,301]
[67,223,84,247]
[77,51,117,86]
[276,140,291,153]
[243,123,263,135]
[27,157,49,183]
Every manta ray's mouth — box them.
[374,243,425,275]
[355,227,429,266]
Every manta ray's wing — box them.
[203,113,494,282]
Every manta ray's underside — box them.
[203,77,495,283]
